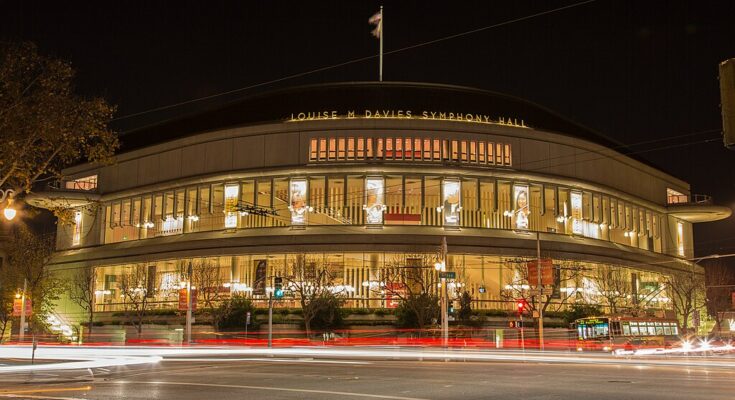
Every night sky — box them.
[1,0,734,257]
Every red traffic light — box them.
[515,299,528,314]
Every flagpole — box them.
[379,5,383,82]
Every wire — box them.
[112,0,598,123]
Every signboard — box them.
[442,179,461,226]
[253,260,267,296]
[12,298,32,317]
[289,179,308,225]
[224,184,240,228]
[364,177,385,225]
[438,271,456,279]
[178,288,198,311]
[570,191,583,235]
[527,258,554,286]
[512,185,530,230]
[385,282,405,308]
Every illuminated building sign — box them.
[288,110,528,128]
[364,177,385,225]
[442,179,461,227]
[224,184,239,228]
[571,191,583,235]
[289,179,308,225]
[512,185,529,230]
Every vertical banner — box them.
[253,260,267,296]
[72,210,83,246]
[570,191,583,235]
[224,184,239,228]
[442,179,461,226]
[365,177,385,225]
[512,185,530,230]
[289,179,308,225]
[12,298,32,317]
[178,288,198,311]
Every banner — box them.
[512,185,530,230]
[224,184,239,228]
[12,298,32,317]
[178,288,198,311]
[289,179,308,225]
[253,260,267,296]
[527,258,554,286]
[442,179,461,226]
[571,191,583,235]
[365,177,385,225]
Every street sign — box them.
[439,271,456,279]
[246,311,251,326]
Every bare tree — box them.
[69,266,96,337]
[380,254,440,331]
[501,258,585,314]
[665,270,705,332]
[285,254,344,337]
[191,259,225,309]
[118,265,156,338]
[703,259,735,333]
[590,265,631,314]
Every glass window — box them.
[309,177,325,214]
[423,138,431,160]
[504,144,512,165]
[310,138,317,161]
[451,140,459,161]
[496,143,503,164]
[424,177,441,226]
[175,190,185,218]
[375,138,383,158]
[469,141,476,162]
[329,138,336,160]
[347,137,355,159]
[319,138,327,160]
[480,180,495,229]
[385,137,393,159]
[356,137,365,159]
[442,140,449,160]
[462,179,478,228]
[395,137,403,159]
[487,142,495,164]
[404,177,422,217]
[132,198,141,226]
[460,141,468,161]
[257,180,272,208]
[385,176,403,221]
[478,141,486,163]
[121,199,131,226]
[346,176,364,225]
[338,138,346,159]
[327,177,345,222]
[622,322,631,336]
[433,139,441,160]
[154,194,163,221]
[404,137,412,160]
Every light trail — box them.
[2,345,734,373]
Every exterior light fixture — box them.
[3,205,16,221]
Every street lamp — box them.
[0,189,16,221]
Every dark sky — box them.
[1,0,734,256]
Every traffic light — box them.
[274,277,284,299]
[448,301,455,314]
[516,299,528,315]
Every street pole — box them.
[19,278,27,343]
[441,237,448,347]
[520,313,525,352]
[537,231,544,351]
[186,262,193,345]
[268,291,273,348]
[379,5,383,82]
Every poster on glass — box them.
[442,179,461,226]
[289,179,308,225]
[571,191,583,235]
[512,185,530,230]
[364,177,385,225]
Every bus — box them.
[575,316,680,352]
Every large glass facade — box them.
[91,252,671,314]
[96,173,676,257]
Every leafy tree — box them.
[501,258,585,313]
[0,41,118,198]
[215,295,257,330]
[286,254,345,337]
[590,265,631,314]
[380,254,440,331]
[395,293,440,330]
[561,303,603,325]
[458,291,473,323]
[4,227,63,336]
[308,293,344,331]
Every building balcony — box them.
[666,194,731,223]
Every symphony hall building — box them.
[34,82,730,323]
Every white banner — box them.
[513,185,529,230]
[443,179,461,226]
[365,177,385,225]
[289,179,308,225]
[571,191,583,235]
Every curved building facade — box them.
[37,82,730,320]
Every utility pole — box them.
[537,231,544,351]
[186,262,193,345]
[19,278,27,342]
[439,237,448,347]
[268,289,273,348]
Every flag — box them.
[369,10,382,38]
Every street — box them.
[1,348,734,399]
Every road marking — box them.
[0,387,91,395]
[163,357,371,365]
[0,395,87,400]
[112,380,431,400]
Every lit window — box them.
[367,138,374,158]
[328,138,336,159]
[309,138,317,161]
[434,139,441,160]
[319,138,327,160]
[667,188,688,204]
[395,137,403,159]
[347,137,355,159]
[487,142,495,164]
[469,141,477,162]
[357,137,365,159]
[72,210,82,246]
[423,139,431,160]
[479,142,486,163]
[451,140,459,161]
[504,144,512,165]
[496,143,503,164]
[385,138,393,159]
[460,141,468,161]
[224,184,239,229]
[404,137,412,160]
[338,138,346,159]
[65,175,98,191]
[376,138,383,158]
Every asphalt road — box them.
[1,351,734,400]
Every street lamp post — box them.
[435,237,448,347]
[0,188,17,221]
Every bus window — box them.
[663,325,671,335]
[622,322,631,336]
[611,321,622,336]
[655,322,663,335]
[671,325,678,335]
[630,322,639,336]
[647,323,656,336]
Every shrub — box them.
[395,293,440,330]
[215,295,259,330]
